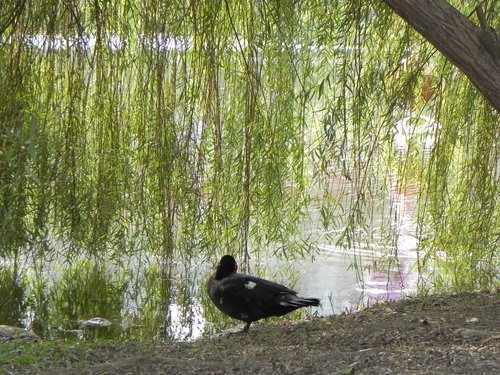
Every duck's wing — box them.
[220,273,297,302]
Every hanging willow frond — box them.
[0,0,497,290]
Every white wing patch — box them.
[245,281,257,289]
[219,297,223,305]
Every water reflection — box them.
[27,260,126,340]
[0,266,26,327]
[296,174,421,316]
[0,184,422,342]
[0,246,419,341]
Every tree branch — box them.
[383,0,500,112]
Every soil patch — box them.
[1,291,498,374]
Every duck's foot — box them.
[239,322,251,333]
[218,322,252,336]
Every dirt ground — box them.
[1,291,499,374]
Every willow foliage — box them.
[0,1,498,290]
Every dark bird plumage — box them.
[207,255,320,332]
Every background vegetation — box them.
[0,0,498,335]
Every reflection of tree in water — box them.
[0,267,26,327]
[360,182,420,306]
[28,261,126,339]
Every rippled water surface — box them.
[0,180,422,341]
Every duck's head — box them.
[215,254,238,280]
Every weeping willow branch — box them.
[0,0,26,37]
[0,0,497,291]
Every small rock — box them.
[419,317,430,325]
[0,325,39,341]
[79,317,112,327]
[454,328,488,340]
[466,317,479,324]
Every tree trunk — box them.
[382,0,500,112]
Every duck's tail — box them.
[280,295,320,308]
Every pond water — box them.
[0,177,422,342]
[2,121,430,341]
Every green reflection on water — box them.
[0,259,210,341]
[0,257,314,341]
[0,267,26,327]
[29,260,127,339]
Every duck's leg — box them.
[240,322,251,333]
